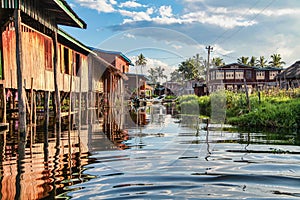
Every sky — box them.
[63,0,300,78]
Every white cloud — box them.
[119,0,144,8]
[171,44,182,50]
[159,5,173,18]
[213,44,234,56]
[75,0,115,13]
[119,9,152,23]
[109,0,117,5]
[181,11,257,29]
[123,33,136,39]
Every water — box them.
[1,105,300,199]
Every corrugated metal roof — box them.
[1,0,86,29]
[90,47,134,66]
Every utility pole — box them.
[206,46,213,89]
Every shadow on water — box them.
[1,104,300,199]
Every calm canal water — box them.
[1,104,300,199]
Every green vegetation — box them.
[176,89,300,129]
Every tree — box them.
[248,56,257,66]
[155,66,167,83]
[147,68,158,83]
[135,53,147,74]
[178,59,195,80]
[212,57,225,67]
[178,54,205,80]
[256,56,268,68]
[268,53,286,68]
[170,69,183,82]
[237,56,249,65]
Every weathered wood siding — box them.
[88,55,106,93]
[2,22,54,90]
[57,44,89,93]
[1,21,89,92]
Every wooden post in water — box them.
[52,30,61,129]
[1,86,6,123]
[30,77,34,124]
[15,9,26,133]
[243,78,251,111]
[44,91,50,128]
[33,91,36,124]
[68,63,73,130]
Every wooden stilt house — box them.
[0,0,90,131]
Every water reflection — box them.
[0,104,300,199]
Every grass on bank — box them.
[176,89,300,129]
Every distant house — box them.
[90,48,133,106]
[208,63,282,92]
[124,73,152,98]
[90,48,133,73]
[162,80,201,96]
[277,61,300,89]
[193,82,208,96]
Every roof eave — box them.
[53,0,87,29]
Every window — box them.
[216,70,224,79]
[75,53,81,76]
[269,71,278,80]
[235,70,244,79]
[225,70,234,79]
[44,38,53,70]
[256,71,265,80]
[64,47,70,74]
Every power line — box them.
[217,0,277,45]
[211,0,261,45]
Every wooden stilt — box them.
[52,30,61,130]
[78,92,82,129]
[1,86,6,123]
[85,92,88,125]
[44,91,50,129]
[15,9,26,133]
[33,91,36,125]
[30,77,34,124]
[69,63,73,130]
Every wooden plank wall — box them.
[1,21,91,93]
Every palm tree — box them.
[147,68,158,83]
[170,69,183,82]
[256,56,268,68]
[212,57,225,67]
[155,66,167,83]
[237,56,249,65]
[135,53,147,74]
[248,56,257,66]
[178,59,194,80]
[268,53,286,68]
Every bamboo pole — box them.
[15,9,26,133]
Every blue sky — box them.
[63,0,300,76]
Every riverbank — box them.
[177,89,300,130]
